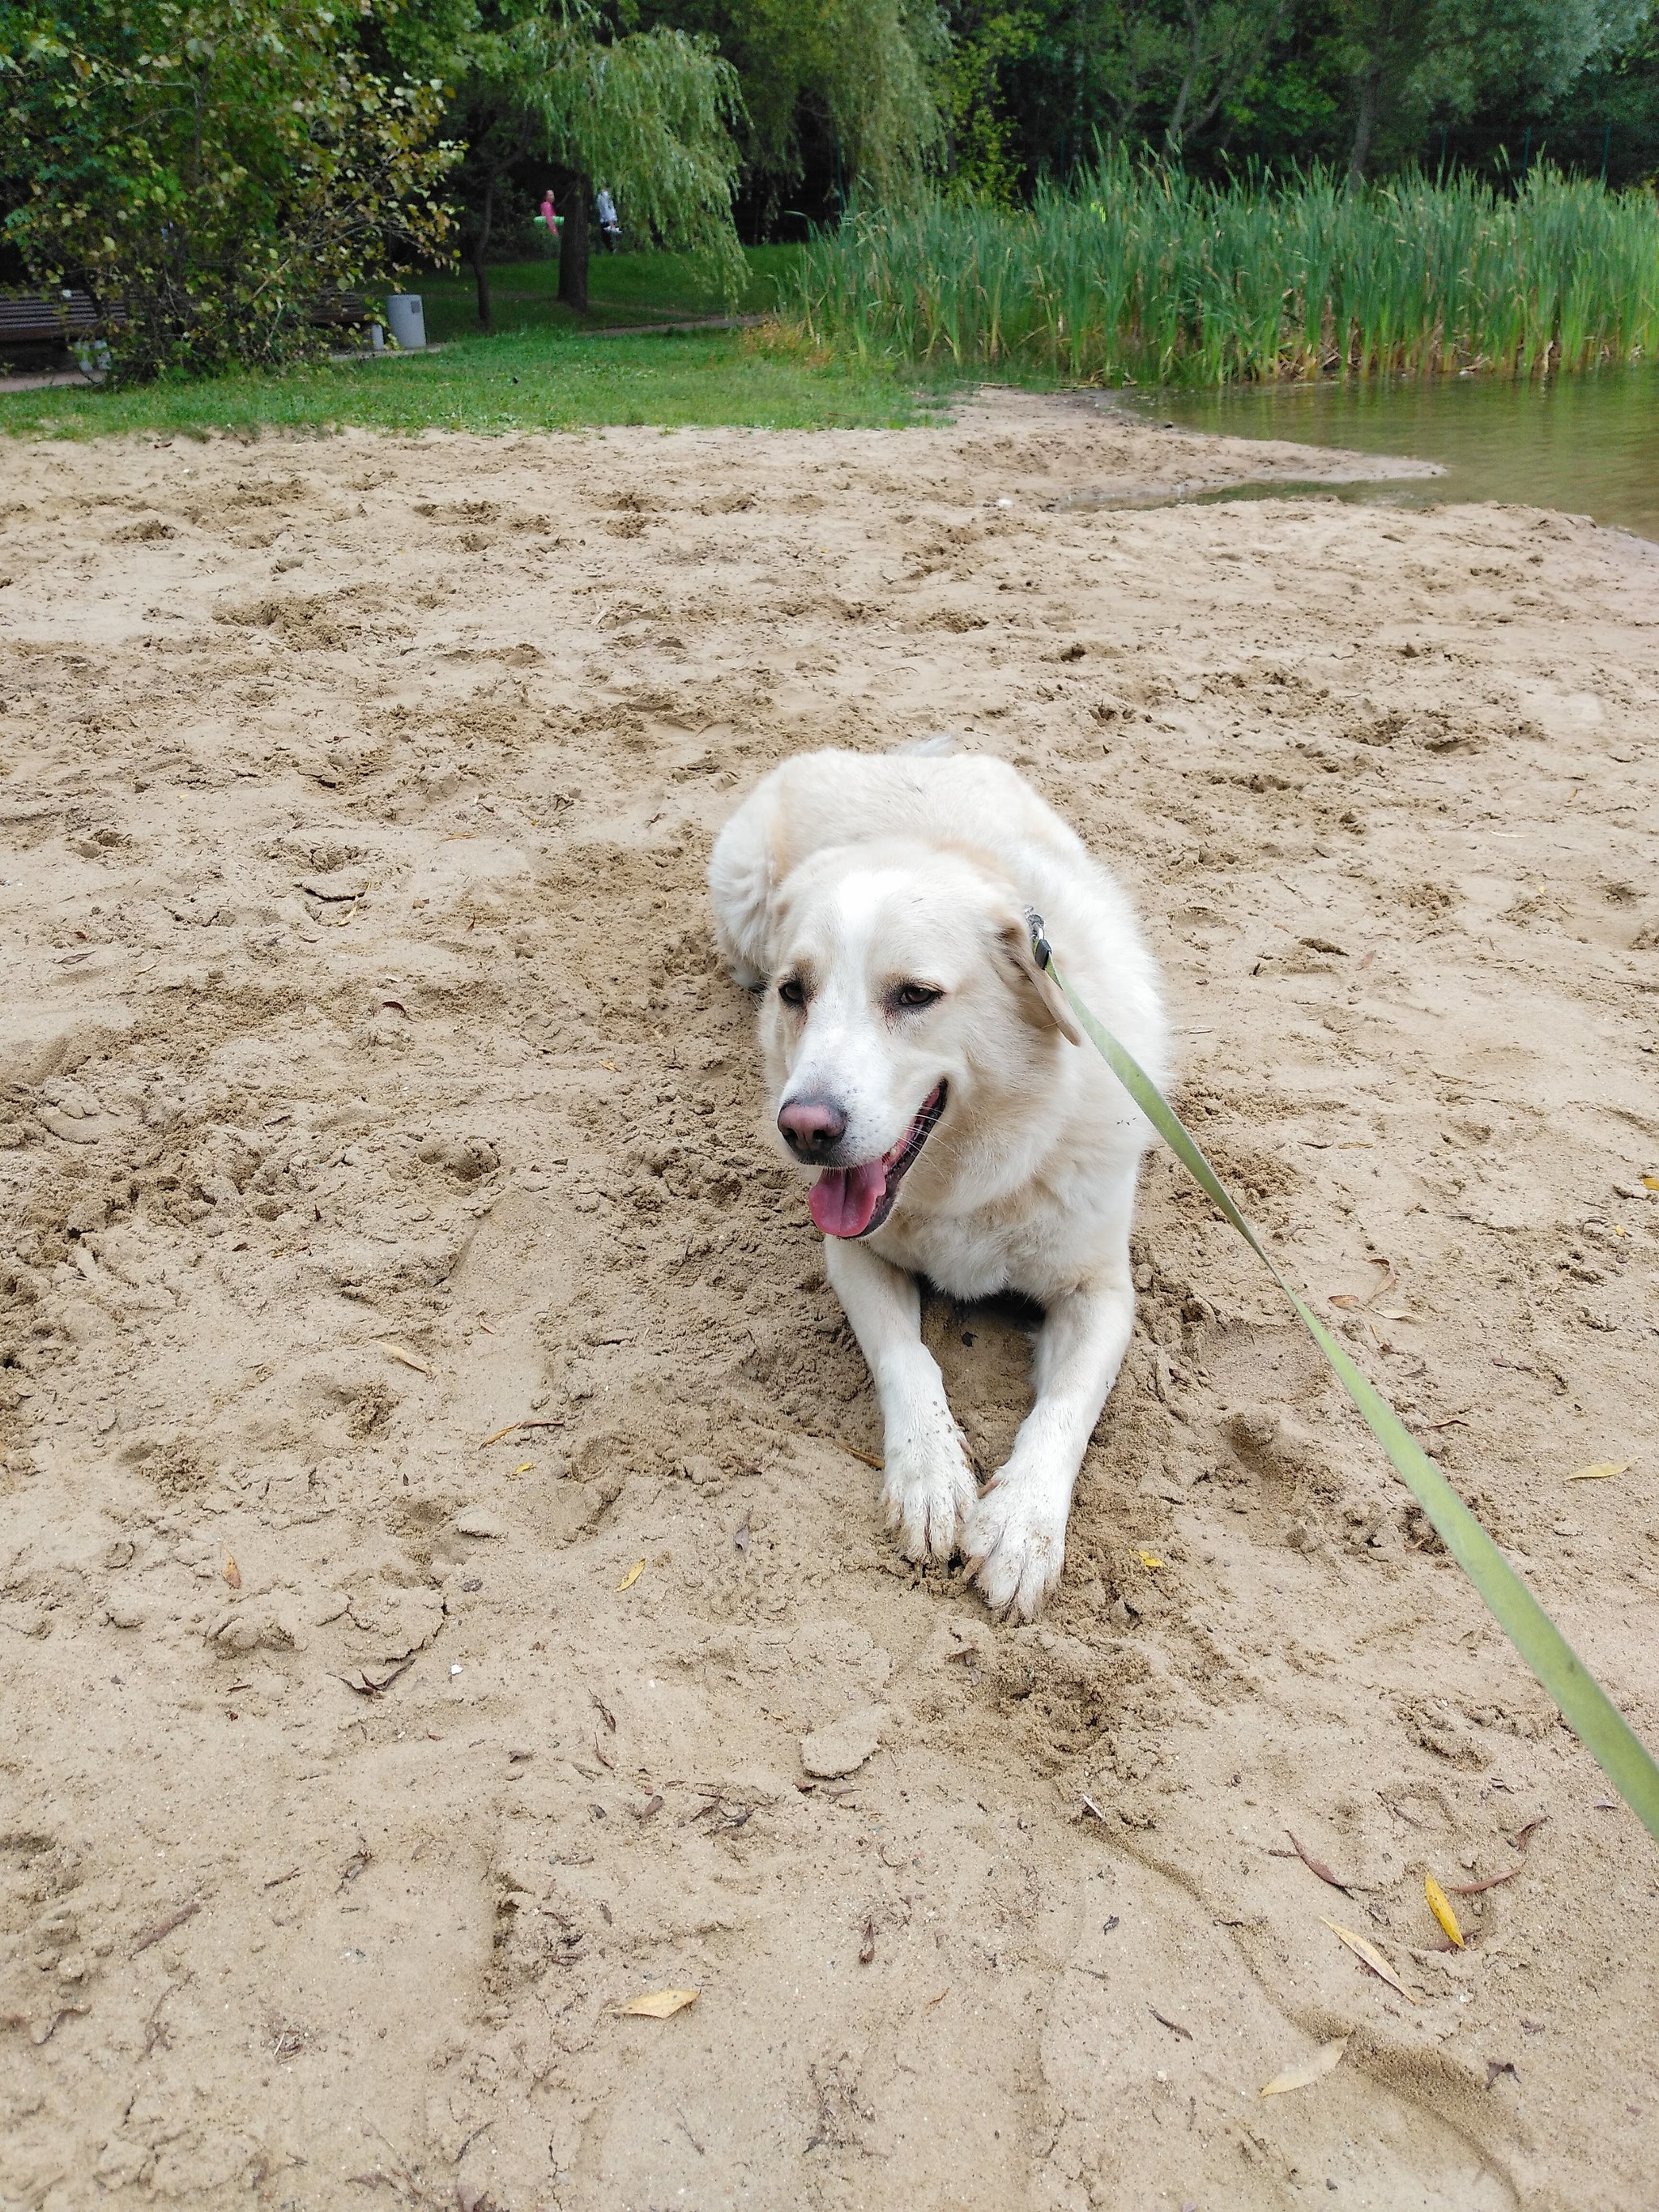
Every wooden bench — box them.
[308,291,375,330]
[0,288,376,360]
[0,291,109,351]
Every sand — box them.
[1,391,1656,2212]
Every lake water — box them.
[1119,366,1659,543]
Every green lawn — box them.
[0,245,957,441]
[423,242,800,341]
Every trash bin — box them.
[386,294,425,352]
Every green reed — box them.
[787,153,1659,386]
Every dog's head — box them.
[757,838,1080,1238]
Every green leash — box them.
[1028,914,1659,1846]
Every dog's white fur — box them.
[709,746,1167,1620]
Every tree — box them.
[638,0,946,226]
[936,0,1658,191]
[1069,0,1291,157]
[940,0,1296,181]
[0,0,457,377]
[942,6,1040,202]
[399,1,745,326]
[1333,0,1653,183]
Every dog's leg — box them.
[964,1272,1135,1621]
[825,1237,975,1564]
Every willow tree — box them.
[639,0,946,219]
[430,0,744,323]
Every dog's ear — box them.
[993,915,1083,1046]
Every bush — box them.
[0,0,459,378]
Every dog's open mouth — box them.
[809,1084,946,1240]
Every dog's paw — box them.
[881,1431,975,1566]
[963,1477,1068,1622]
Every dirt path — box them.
[0,395,1655,2212]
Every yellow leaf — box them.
[1425,1874,1465,1949]
[1643,1176,1659,1192]
[224,1555,241,1589]
[1137,1550,1165,1570]
[1260,2037,1348,2097]
[618,1558,646,1591]
[380,1340,433,1377]
[600,1062,618,1072]
[1320,1917,1419,2004]
[513,1460,533,1475]
[1567,1460,1632,1483]
[617,1987,697,2018]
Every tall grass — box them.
[787,155,1659,386]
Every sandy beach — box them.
[1,394,1656,2212]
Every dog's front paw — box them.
[881,1430,975,1566]
[963,1477,1069,1622]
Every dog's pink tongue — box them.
[810,1161,888,1238]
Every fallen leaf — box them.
[1328,1294,1362,1309]
[223,1555,241,1589]
[512,1460,533,1475]
[618,1987,697,2018]
[859,1919,876,1965]
[1448,1865,1523,1896]
[1260,2037,1348,2097]
[1425,1874,1465,1948]
[1137,1550,1165,1570]
[1379,1308,1413,1321]
[1567,1460,1631,1483]
[1148,2005,1192,2040]
[379,1340,433,1377]
[617,1559,646,1592]
[478,1416,562,1449]
[1511,1815,1549,1851]
[1286,1831,1351,1894]
[1644,1175,1659,1192]
[600,1062,618,1073]
[1321,1918,1419,2004]
[1486,2057,1519,2089]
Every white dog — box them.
[708,745,1167,1619]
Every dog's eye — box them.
[778,977,806,1008]
[893,982,942,1011]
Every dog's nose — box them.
[777,1095,847,1158]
